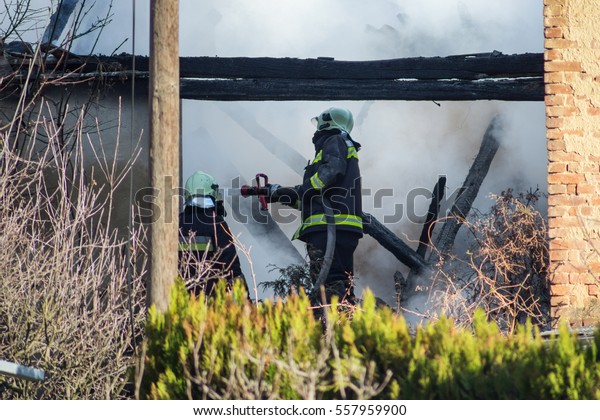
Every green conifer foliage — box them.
[140,281,600,399]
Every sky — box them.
[5,0,546,305]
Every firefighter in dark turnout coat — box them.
[269,107,363,304]
[178,171,248,297]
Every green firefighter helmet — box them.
[311,107,354,133]
[184,171,218,201]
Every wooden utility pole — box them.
[149,0,179,312]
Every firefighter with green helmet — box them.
[178,171,248,297]
[267,107,363,306]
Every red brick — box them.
[546,84,573,95]
[548,217,562,230]
[545,27,563,38]
[548,216,584,228]
[545,38,578,49]
[548,150,583,162]
[581,163,599,172]
[575,206,595,216]
[544,16,568,27]
[548,206,569,217]
[548,162,567,173]
[548,173,586,184]
[546,94,574,108]
[569,265,591,274]
[552,238,590,250]
[586,173,600,183]
[551,284,573,296]
[564,73,584,84]
[568,273,586,285]
[548,184,567,194]
[576,184,597,195]
[568,249,584,263]
[546,61,582,72]
[546,95,565,106]
[548,139,566,150]
[545,72,565,83]
[548,194,587,206]
[552,263,577,273]
[544,49,563,61]
[584,258,600,268]
[565,162,581,172]
[546,116,564,128]
[547,106,578,117]
[550,272,570,284]
[545,4,564,15]
[550,296,569,306]
[588,285,600,296]
[588,107,600,116]
[548,227,571,239]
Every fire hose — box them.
[313,195,335,299]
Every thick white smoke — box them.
[176,0,546,302]
[13,1,546,303]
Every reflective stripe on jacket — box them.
[178,206,243,280]
[178,235,214,252]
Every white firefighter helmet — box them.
[311,107,354,133]
[184,171,218,201]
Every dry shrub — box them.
[428,189,550,334]
[0,103,147,399]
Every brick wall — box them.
[545,0,600,325]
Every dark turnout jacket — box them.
[292,129,363,241]
[178,204,244,295]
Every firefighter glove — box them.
[266,183,281,202]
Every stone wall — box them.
[545,0,600,325]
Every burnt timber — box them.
[7,51,544,101]
[151,52,543,101]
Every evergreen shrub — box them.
[141,281,600,399]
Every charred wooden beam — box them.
[428,115,502,260]
[5,52,544,101]
[102,52,542,81]
[416,176,447,258]
[179,77,543,101]
[403,177,447,306]
[362,212,429,273]
[402,117,501,304]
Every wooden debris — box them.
[416,176,447,258]
[362,212,429,273]
[428,115,502,261]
